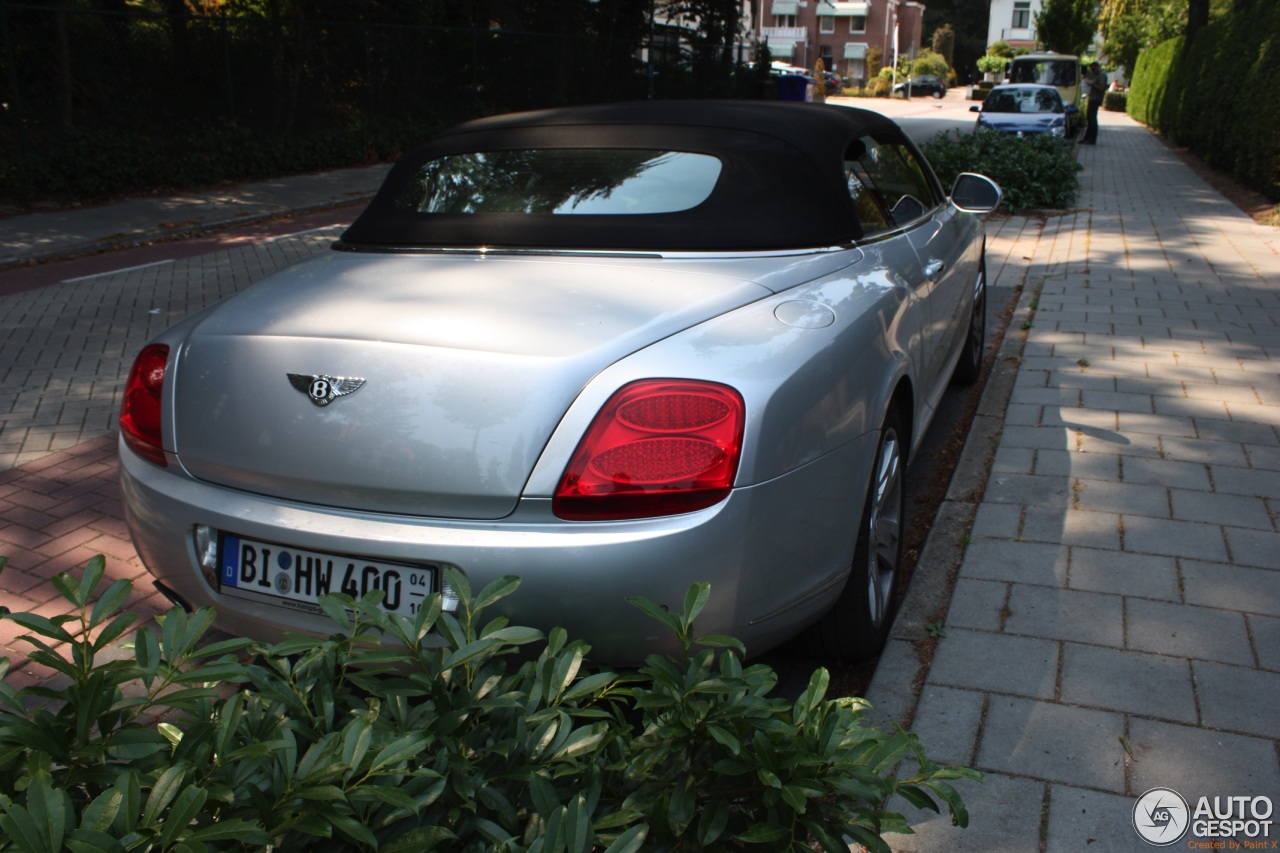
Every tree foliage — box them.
[921,0,987,81]
[1035,0,1099,55]
[909,49,950,78]
[1127,0,1279,201]
[931,24,956,68]
[1099,0,1186,75]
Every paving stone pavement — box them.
[0,104,1277,851]
[868,108,1280,850]
[0,226,349,686]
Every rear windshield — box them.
[393,149,723,216]
[985,88,1063,113]
[1009,59,1078,87]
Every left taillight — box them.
[120,343,169,467]
[553,379,745,521]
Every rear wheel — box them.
[952,252,987,385]
[808,409,907,661]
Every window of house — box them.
[774,14,796,26]
[849,15,866,33]
[1012,1,1031,29]
[819,15,835,34]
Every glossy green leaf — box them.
[600,825,648,853]
[735,822,790,844]
[326,812,379,848]
[381,826,459,852]
[625,596,680,634]
[64,827,124,853]
[4,612,76,645]
[87,579,132,634]
[157,785,208,849]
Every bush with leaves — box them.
[0,555,979,852]
[976,54,1007,76]
[923,129,1083,211]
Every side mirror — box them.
[951,173,1002,214]
[1065,104,1080,115]
[969,105,981,112]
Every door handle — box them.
[923,259,945,280]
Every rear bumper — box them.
[120,434,873,665]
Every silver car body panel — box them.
[122,432,875,664]
[121,100,995,664]
[122,230,972,663]
[170,251,853,519]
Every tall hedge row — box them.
[1127,1,1280,201]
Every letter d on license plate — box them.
[218,533,436,616]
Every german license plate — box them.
[217,533,435,617]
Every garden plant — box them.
[0,555,979,852]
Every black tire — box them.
[952,251,987,385]
[932,89,944,99]
[807,409,907,661]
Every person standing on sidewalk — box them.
[1080,62,1108,144]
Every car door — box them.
[849,131,970,416]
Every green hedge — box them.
[923,131,1082,211]
[1127,1,1280,201]
[0,556,979,852]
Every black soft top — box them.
[338,100,911,252]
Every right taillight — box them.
[120,344,169,467]
[553,379,745,521]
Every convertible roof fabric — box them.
[339,100,909,252]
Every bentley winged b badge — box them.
[287,373,366,407]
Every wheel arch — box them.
[887,376,916,467]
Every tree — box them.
[1035,0,1099,55]
[1185,0,1209,42]
[1099,0,1184,75]
[866,44,884,80]
[910,48,950,78]
[920,0,987,84]
[931,23,956,68]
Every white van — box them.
[1007,52,1083,135]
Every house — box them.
[754,0,926,86]
[986,0,1040,50]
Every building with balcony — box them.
[986,0,1040,50]
[755,0,925,86]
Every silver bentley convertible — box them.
[120,101,1001,665]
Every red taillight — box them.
[553,380,744,521]
[120,344,169,468]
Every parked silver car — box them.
[120,101,1001,665]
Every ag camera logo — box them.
[1134,788,1190,846]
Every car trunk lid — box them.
[170,252,780,519]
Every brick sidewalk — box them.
[0,435,165,687]
[1,228,342,684]
[872,107,1280,851]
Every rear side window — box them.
[844,135,941,235]
[393,149,723,215]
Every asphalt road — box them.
[833,87,981,143]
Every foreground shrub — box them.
[0,556,978,851]
[922,130,1083,211]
